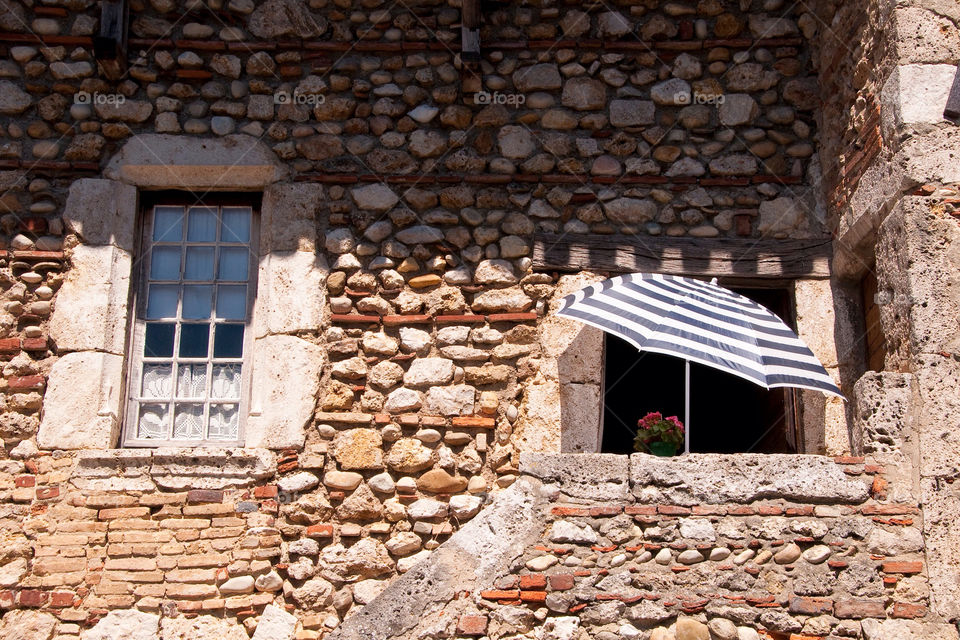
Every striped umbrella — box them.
[555,273,843,454]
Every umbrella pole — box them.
[684,360,690,455]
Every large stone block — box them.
[252,604,298,640]
[62,178,138,251]
[246,335,325,449]
[0,610,58,640]
[82,609,159,640]
[161,614,249,640]
[49,244,131,355]
[261,182,322,254]
[520,453,630,501]
[629,454,870,505]
[254,250,328,338]
[881,64,957,130]
[105,134,286,189]
[38,351,124,450]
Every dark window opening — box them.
[601,287,799,455]
[861,270,886,373]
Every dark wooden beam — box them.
[461,0,481,64]
[532,233,833,279]
[945,65,960,120]
[94,0,127,81]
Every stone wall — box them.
[328,453,958,640]
[0,0,955,638]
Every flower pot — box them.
[648,441,677,457]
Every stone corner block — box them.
[519,452,629,500]
[49,244,132,355]
[881,63,957,130]
[246,335,325,450]
[38,351,124,450]
[253,250,328,339]
[63,178,138,251]
[261,182,324,254]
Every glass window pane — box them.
[179,323,209,358]
[150,247,181,281]
[177,363,208,399]
[211,364,242,399]
[146,285,179,319]
[144,323,176,357]
[137,403,169,440]
[216,285,246,320]
[209,404,240,440]
[184,247,215,281]
[218,247,249,281]
[141,364,173,399]
[187,207,217,242]
[153,207,184,242]
[172,403,204,440]
[213,324,244,358]
[221,207,251,243]
[182,285,213,319]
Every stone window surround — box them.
[37,134,329,451]
[527,274,851,456]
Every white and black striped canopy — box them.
[556,273,843,398]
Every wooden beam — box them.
[94,0,127,81]
[532,233,833,279]
[461,0,481,64]
[945,65,960,120]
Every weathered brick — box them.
[881,561,923,575]
[789,597,834,615]
[519,574,546,590]
[177,553,230,568]
[183,503,236,516]
[457,615,488,636]
[165,568,219,583]
[166,583,219,599]
[549,574,574,591]
[187,489,224,504]
[99,507,151,520]
[891,602,927,619]
[161,518,212,529]
[834,599,887,619]
[19,590,49,607]
[480,590,519,600]
[104,558,158,571]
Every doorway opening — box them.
[600,287,799,455]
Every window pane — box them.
[144,323,176,357]
[179,323,209,358]
[182,285,213,319]
[184,246,215,281]
[216,285,246,320]
[150,247,181,281]
[153,207,184,242]
[218,247,249,281]
[221,207,251,243]
[146,285,179,319]
[137,403,169,440]
[211,364,242,399]
[209,404,240,440]
[213,324,244,358]
[141,364,173,399]
[172,403,204,440]
[187,207,218,242]
[177,364,208,399]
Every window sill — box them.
[71,447,275,492]
[519,452,870,505]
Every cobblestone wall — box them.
[0,0,955,639]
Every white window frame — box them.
[122,197,260,448]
